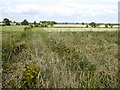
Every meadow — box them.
[2,25,119,88]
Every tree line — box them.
[1,18,115,28]
[1,18,57,27]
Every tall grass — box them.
[2,27,119,88]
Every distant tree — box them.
[40,21,56,27]
[34,24,39,27]
[13,21,16,23]
[105,24,108,28]
[89,22,96,28]
[2,18,11,26]
[33,21,37,24]
[21,19,29,25]
[110,24,113,28]
[52,21,57,24]
[82,22,84,25]
[86,25,88,28]
[16,22,20,25]
[49,21,54,27]
[108,23,111,26]
[40,21,48,27]
[108,24,113,28]
[96,24,101,27]
[33,21,39,27]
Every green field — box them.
[2,26,119,88]
[1,25,118,32]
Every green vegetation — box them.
[18,64,40,88]
[89,22,96,28]
[2,18,11,26]
[2,26,27,31]
[2,26,119,88]
[1,18,117,28]
[40,21,57,27]
[21,19,29,25]
[105,24,108,28]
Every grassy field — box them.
[2,26,119,88]
[1,25,118,32]
[54,24,118,28]
[2,26,27,31]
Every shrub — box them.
[34,24,39,27]
[111,25,113,28]
[86,25,89,28]
[30,24,34,28]
[41,24,48,27]
[89,22,96,28]
[18,64,40,88]
[108,24,113,28]
[2,24,5,26]
[105,24,108,28]
[16,23,20,25]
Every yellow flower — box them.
[23,68,26,71]
[30,75,34,78]
[27,70,31,72]
[26,66,30,69]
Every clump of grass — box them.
[21,27,33,40]
[2,32,21,62]
[2,27,32,63]
[11,42,27,55]
[2,27,34,88]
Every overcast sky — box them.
[0,0,119,23]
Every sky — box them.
[0,0,119,23]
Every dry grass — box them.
[2,27,119,88]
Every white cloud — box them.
[0,0,118,23]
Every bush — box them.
[2,24,5,26]
[109,24,113,28]
[40,21,56,27]
[21,27,33,40]
[18,64,40,88]
[30,24,34,28]
[34,24,39,27]
[111,25,113,28]
[16,23,20,25]
[105,24,108,28]
[41,24,48,27]
[89,22,96,28]
[86,25,88,28]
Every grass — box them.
[1,25,118,32]
[2,26,27,32]
[2,26,119,88]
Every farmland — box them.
[1,25,119,88]
[1,25,118,32]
